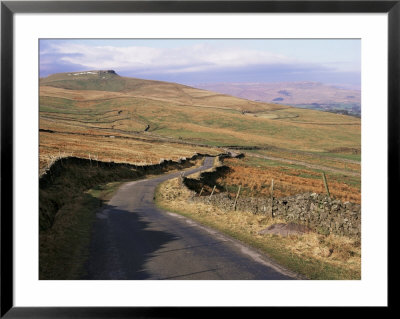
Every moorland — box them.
[39,70,361,279]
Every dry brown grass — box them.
[40,85,129,101]
[220,158,360,204]
[39,130,219,174]
[254,148,360,173]
[156,177,361,279]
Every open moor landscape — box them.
[39,70,361,280]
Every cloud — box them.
[41,42,299,75]
[39,41,360,86]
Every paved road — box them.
[85,157,299,280]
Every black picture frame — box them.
[1,0,396,317]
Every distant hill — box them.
[40,70,282,113]
[194,82,361,117]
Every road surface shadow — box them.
[84,204,179,280]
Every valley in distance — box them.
[39,70,361,281]
[195,81,361,117]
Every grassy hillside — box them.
[40,71,360,167]
[39,70,360,203]
[40,70,276,112]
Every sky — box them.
[40,39,361,87]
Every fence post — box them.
[209,185,216,199]
[321,172,331,198]
[178,172,184,185]
[233,185,241,211]
[270,179,274,217]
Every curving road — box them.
[85,157,299,280]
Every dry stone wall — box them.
[190,192,361,238]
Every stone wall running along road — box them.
[85,157,299,280]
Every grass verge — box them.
[39,181,125,280]
[155,178,361,280]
